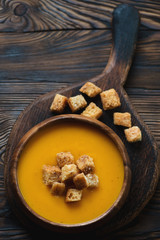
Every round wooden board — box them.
[4,80,160,237]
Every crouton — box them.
[100,88,121,110]
[50,182,65,196]
[68,95,87,112]
[86,174,99,188]
[76,155,95,174]
[114,112,131,128]
[42,165,61,185]
[73,173,88,190]
[56,152,74,168]
[50,94,68,113]
[61,164,79,182]
[80,82,102,97]
[124,126,142,142]
[66,189,82,202]
[81,102,103,119]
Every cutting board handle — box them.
[104,4,140,86]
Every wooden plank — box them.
[0,30,159,89]
[0,82,71,94]
[0,0,159,32]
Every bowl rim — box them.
[10,114,131,233]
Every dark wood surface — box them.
[0,1,160,239]
[4,4,160,237]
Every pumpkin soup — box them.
[17,120,124,224]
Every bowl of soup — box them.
[9,114,131,233]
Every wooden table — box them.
[0,1,160,239]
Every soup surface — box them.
[17,120,124,224]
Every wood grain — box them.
[0,0,159,32]
[3,78,160,236]
[0,30,159,89]
[0,28,160,240]
[0,0,159,238]
[0,88,160,239]
[4,4,160,237]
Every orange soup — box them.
[17,120,124,224]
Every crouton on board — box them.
[80,82,102,97]
[81,102,102,119]
[68,95,87,112]
[124,126,142,142]
[50,94,68,113]
[100,88,121,110]
[114,112,131,128]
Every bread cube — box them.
[80,82,102,97]
[66,189,82,202]
[100,88,121,110]
[73,173,88,190]
[42,165,61,185]
[50,94,68,113]
[56,152,74,168]
[114,112,131,128]
[51,182,65,196]
[68,95,87,112]
[124,126,142,142]
[81,102,103,119]
[76,155,95,174]
[86,174,99,188]
[61,164,79,182]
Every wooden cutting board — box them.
[4,4,160,237]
